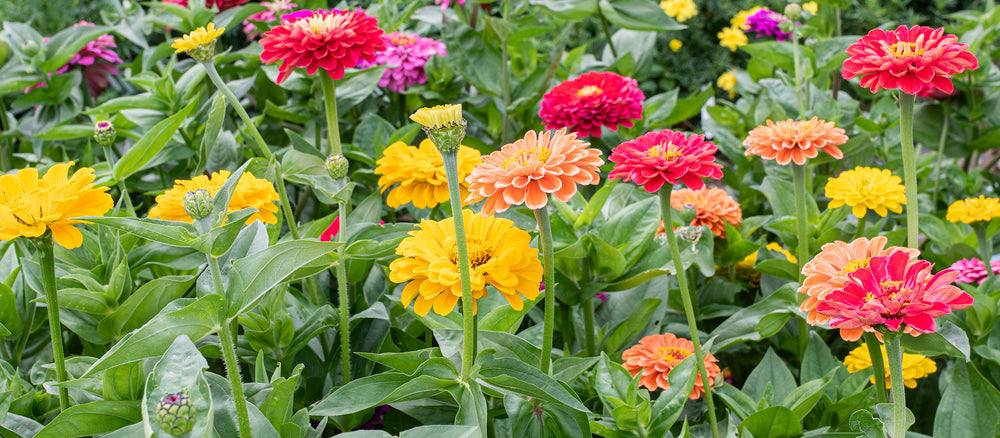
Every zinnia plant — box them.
[622,333,721,400]
[148,171,280,225]
[538,71,645,138]
[375,139,480,209]
[824,167,906,236]
[669,187,742,239]
[947,196,1000,280]
[950,258,1000,284]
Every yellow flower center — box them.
[864,292,877,302]
[390,34,417,45]
[446,236,493,268]
[295,13,353,37]
[577,85,603,97]
[647,142,683,160]
[885,38,926,57]
[843,257,871,273]
[501,146,552,169]
[880,280,903,291]
[656,346,692,362]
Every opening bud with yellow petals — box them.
[172,23,225,63]
[325,154,349,179]
[410,105,466,153]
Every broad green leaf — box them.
[355,349,438,375]
[874,403,914,437]
[601,298,660,354]
[443,26,502,96]
[477,356,588,412]
[575,180,617,229]
[142,335,214,438]
[311,358,460,417]
[226,240,340,317]
[849,409,885,438]
[900,320,971,360]
[399,426,480,438]
[102,361,145,401]
[450,381,489,438]
[0,413,43,438]
[742,348,796,405]
[709,284,798,351]
[81,217,198,248]
[98,275,197,339]
[41,24,113,72]
[739,406,802,438]
[196,92,226,173]
[715,384,757,420]
[114,100,196,181]
[260,364,304,430]
[34,401,141,438]
[0,283,19,336]
[597,0,684,31]
[659,86,714,127]
[647,355,698,436]
[478,294,541,333]
[934,361,1000,437]
[553,357,599,383]
[780,373,833,419]
[36,124,95,141]
[529,0,596,20]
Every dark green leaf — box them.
[142,335,214,438]
[114,100,196,181]
[34,401,141,438]
[739,406,802,438]
[478,356,588,412]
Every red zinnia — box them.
[259,9,386,84]
[817,251,973,338]
[842,25,978,95]
[608,130,723,192]
[539,71,644,138]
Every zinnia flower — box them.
[376,139,481,209]
[825,167,906,218]
[608,129,723,193]
[802,2,818,14]
[731,7,765,28]
[434,0,466,10]
[320,216,340,242]
[621,333,721,399]
[670,187,741,238]
[172,23,225,62]
[365,32,447,93]
[816,251,973,338]
[149,170,280,225]
[717,72,737,99]
[799,236,918,340]
[54,21,122,97]
[538,71,645,138]
[163,0,248,10]
[465,129,603,216]
[669,39,683,52]
[388,210,543,316]
[945,196,1000,224]
[950,258,1000,285]
[243,0,298,39]
[259,9,386,84]
[659,0,696,22]
[0,163,113,249]
[717,26,748,51]
[843,343,936,389]
[842,25,979,95]
[743,117,847,165]
[744,9,793,41]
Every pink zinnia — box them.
[842,25,979,95]
[367,32,447,93]
[539,71,645,138]
[243,0,297,39]
[817,251,973,338]
[163,0,248,10]
[950,258,1000,285]
[608,130,723,192]
[48,21,122,97]
[259,9,386,84]
[434,0,466,9]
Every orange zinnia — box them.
[743,117,847,165]
[465,129,604,216]
[670,187,742,238]
[622,333,721,399]
[799,236,918,341]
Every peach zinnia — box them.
[538,71,645,138]
[670,187,742,238]
[608,129,723,192]
[799,236,917,341]
[622,333,721,399]
[465,129,603,216]
[743,117,847,165]
[842,25,978,95]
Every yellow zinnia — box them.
[410,104,463,130]
[172,23,225,62]
[824,167,906,219]
[731,7,765,29]
[659,0,697,22]
[717,72,737,99]
[375,139,481,209]
[389,210,543,316]
[717,26,748,51]
[802,2,818,15]
[149,170,280,224]
[669,39,683,52]
[734,242,796,286]
[0,163,113,249]
[946,196,1000,224]
[843,343,937,389]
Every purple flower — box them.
[54,21,122,97]
[744,9,793,42]
[362,32,447,93]
[435,0,466,10]
[596,292,608,301]
[950,258,1000,285]
[243,0,297,40]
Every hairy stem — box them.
[442,152,477,379]
[898,93,918,249]
[862,332,888,404]
[884,334,908,438]
[793,164,810,357]
[38,237,69,411]
[582,297,596,357]
[535,207,557,373]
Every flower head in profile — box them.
[243,0,298,39]
[0,163,113,249]
[466,129,603,216]
[149,170,280,224]
[259,9,385,84]
[670,187,741,238]
[365,32,447,93]
[622,333,721,399]
[950,258,1000,284]
[389,210,543,316]
[744,117,847,165]
[816,251,973,338]
[744,9,792,41]
[539,71,645,138]
[842,25,979,95]
[172,23,225,62]
[53,21,122,97]
[825,167,906,218]
[411,104,463,130]
[659,0,696,22]
[376,139,481,209]
[844,343,936,389]
[717,26,748,51]
[799,236,918,341]
[946,196,1000,224]
[717,72,737,98]
[608,130,723,193]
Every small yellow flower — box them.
[946,196,1000,224]
[659,0,697,22]
[149,170,280,224]
[731,7,765,29]
[733,242,796,287]
[669,39,683,52]
[172,23,225,62]
[717,72,737,99]
[844,343,937,389]
[802,2,818,15]
[717,26,748,52]
[824,167,906,219]
[410,104,463,130]
[375,139,482,209]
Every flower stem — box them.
[853,215,866,240]
[976,224,995,279]
[101,144,134,215]
[790,26,806,117]
[209,254,252,438]
[37,236,69,411]
[534,207,557,373]
[883,333,908,438]
[862,332,888,404]
[898,92,918,249]
[442,152,476,380]
[582,297,596,357]
[792,164,810,357]
[931,106,950,208]
[499,0,512,144]
[659,187,719,438]
[598,11,619,58]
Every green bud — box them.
[187,41,216,63]
[183,189,213,220]
[21,40,39,57]
[94,121,117,147]
[423,118,467,154]
[325,154,349,179]
[784,3,802,21]
[157,392,196,436]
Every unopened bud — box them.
[94,121,117,146]
[784,3,802,21]
[157,392,196,436]
[325,154,349,179]
[21,40,39,57]
[183,189,213,220]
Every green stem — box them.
[793,164,810,357]
[582,297,596,357]
[209,254,252,438]
[976,225,994,279]
[499,0,512,145]
[659,187,719,438]
[102,144,134,215]
[884,334,908,438]
[898,93,918,249]
[38,236,69,411]
[863,333,888,404]
[790,27,805,117]
[320,75,343,156]
[853,214,866,240]
[442,152,476,379]
[535,207,557,373]
[598,10,619,58]
[931,107,950,208]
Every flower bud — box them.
[94,121,117,147]
[325,154,349,179]
[157,392,196,436]
[183,189,213,220]
[21,40,39,57]
[784,3,802,21]
[410,105,466,153]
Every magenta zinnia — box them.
[52,21,122,97]
[950,258,1000,285]
[816,251,973,338]
[365,32,447,93]
[259,9,386,84]
[539,71,645,138]
[608,130,723,192]
[842,25,979,95]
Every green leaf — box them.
[399,425,480,438]
[114,100,196,181]
[715,384,757,420]
[658,87,714,127]
[780,372,833,419]
[477,356,588,412]
[900,320,970,360]
[529,0,597,20]
[741,42,813,74]
[36,124,96,141]
[41,24,113,73]
[934,361,1000,437]
[443,26,502,96]
[450,381,489,438]
[601,298,660,354]
[196,92,226,173]
[0,283,20,337]
[742,348,797,404]
[102,361,145,401]
[311,360,460,417]
[597,0,684,31]
[739,406,802,438]
[849,409,885,438]
[98,275,197,339]
[709,285,798,351]
[81,217,198,247]
[647,355,698,436]
[142,335,214,438]
[260,364,303,430]
[874,403,914,437]
[34,401,141,438]
[478,294,542,333]
[226,240,340,317]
